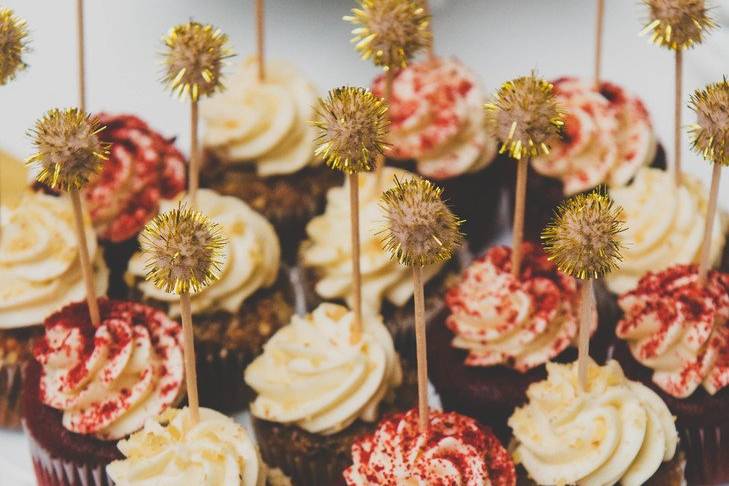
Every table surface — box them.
[1,0,728,482]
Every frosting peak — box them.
[202,57,319,176]
[301,167,442,315]
[509,360,678,486]
[107,407,265,486]
[532,77,656,195]
[245,303,402,435]
[344,409,516,486]
[445,244,580,371]
[34,299,184,440]
[617,264,729,398]
[372,56,496,179]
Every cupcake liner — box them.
[100,238,139,300]
[0,362,23,428]
[194,342,255,413]
[24,419,113,486]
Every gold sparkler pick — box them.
[485,73,564,161]
[26,108,109,191]
[542,189,626,280]
[312,86,389,174]
[689,77,729,165]
[640,0,716,51]
[0,7,29,85]
[161,21,233,102]
[140,203,226,295]
[345,0,432,71]
[381,176,462,267]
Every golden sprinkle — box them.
[161,21,233,102]
[312,86,389,174]
[380,176,462,267]
[344,0,432,71]
[541,189,626,280]
[484,73,564,161]
[640,0,716,51]
[0,8,29,85]
[141,203,227,295]
[688,77,729,166]
[26,108,109,192]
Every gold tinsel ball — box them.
[484,74,564,161]
[312,86,389,174]
[161,21,233,102]
[541,190,627,280]
[641,0,716,51]
[26,108,109,192]
[689,78,729,166]
[141,203,227,295]
[345,0,432,70]
[380,176,462,267]
[0,8,29,86]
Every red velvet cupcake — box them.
[22,299,184,486]
[344,408,516,486]
[613,264,729,484]
[84,113,186,297]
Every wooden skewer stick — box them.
[698,163,721,284]
[70,190,100,327]
[189,100,200,207]
[674,50,683,186]
[179,292,200,424]
[511,157,528,277]
[594,0,605,89]
[412,265,429,434]
[577,278,594,390]
[376,69,396,186]
[256,0,265,81]
[349,172,363,343]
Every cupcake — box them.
[299,167,452,355]
[613,264,729,484]
[201,57,342,260]
[509,359,685,485]
[516,77,666,239]
[244,302,416,485]
[22,298,184,486]
[344,408,517,485]
[372,56,501,251]
[107,407,266,485]
[83,113,186,298]
[126,189,293,412]
[428,243,608,437]
[0,191,108,428]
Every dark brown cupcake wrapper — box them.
[0,362,23,428]
[194,344,255,413]
[24,419,113,486]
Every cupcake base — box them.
[0,326,42,429]
[100,238,139,300]
[201,152,343,262]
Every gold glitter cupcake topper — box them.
[345,0,432,71]
[312,86,389,174]
[689,77,729,166]
[485,74,564,161]
[161,21,233,102]
[641,0,716,51]
[27,108,109,192]
[0,8,29,86]
[141,203,227,295]
[542,190,626,280]
[380,176,462,267]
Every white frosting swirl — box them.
[372,57,497,179]
[606,168,727,294]
[127,189,280,316]
[244,303,402,435]
[532,77,657,195]
[0,191,108,328]
[202,57,319,176]
[107,407,265,486]
[509,360,678,486]
[301,168,441,315]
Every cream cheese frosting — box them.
[606,168,727,294]
[127,189,280,316]
[0,191,109,328]
[617,265,729,398]
[244,303,402,435]
[532,77,657,195]
[107,407,265,486]
[445,244,580,371]
[509,360,678,486]
[372,57,497,179]
[202,57,319,176]
[301,167,442,315]
[35,300,184,440]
